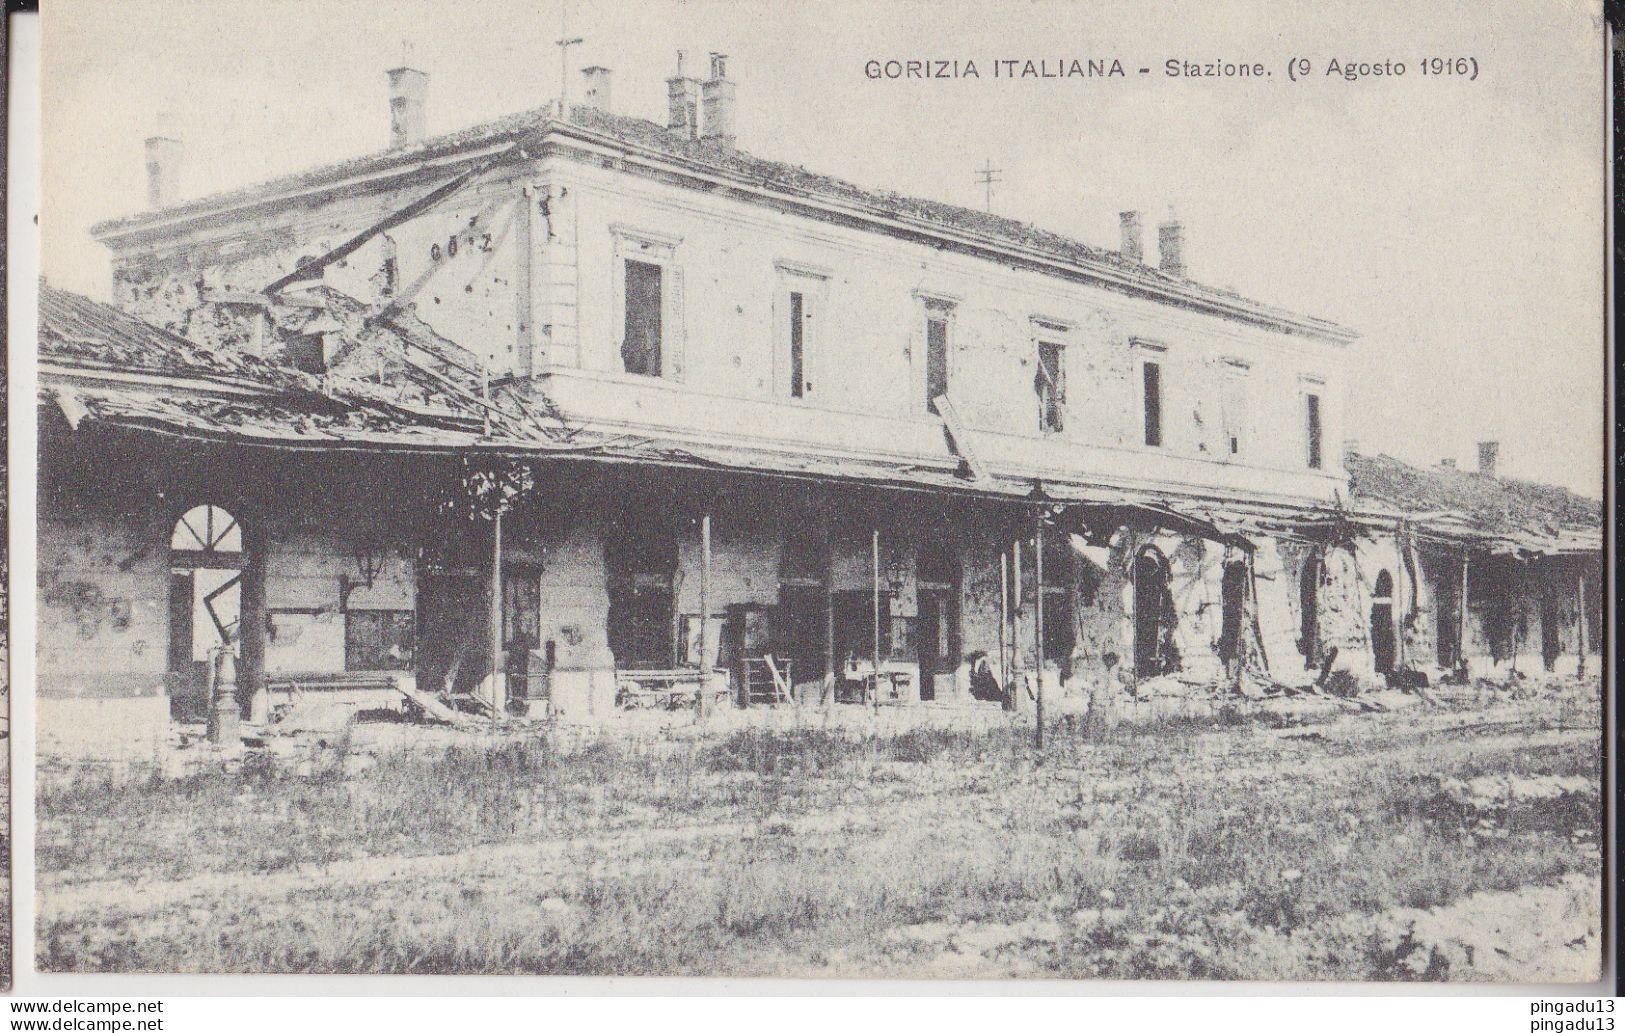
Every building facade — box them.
[37,57,1601,762]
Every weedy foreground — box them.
[37,682,1601,981]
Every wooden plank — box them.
[395,681,476,726]
[932,393,990,481]
[264,144,524,293]
[200,289,325,309]
[764,654,792,703]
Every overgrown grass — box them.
[36,698,1602,979]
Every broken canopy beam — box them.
[264,143,526,294]
[932,394,990,481]
[1057,501,1254,551]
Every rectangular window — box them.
[776,265,827,399]
[1305,393,1323,468]
[788,291,806,398]
[1036,340,1065,433]
[344,610,416,671]
[1143,361,1163,446]
[925,317,950,414]
[622,258,663,377]
[1221,369,1247,457]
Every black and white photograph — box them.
[18,0,1611,990]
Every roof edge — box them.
[90,116,1357,344]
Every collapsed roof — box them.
[1346,451,1601,556]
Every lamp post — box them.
[207,647,240,747]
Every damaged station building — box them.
[37,55,1603,763]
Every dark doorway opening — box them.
[1436,559,1463,667]
[416,571,486,696]
[1219,559,1248,678]
[1039,532,1075,679]
[1539,595,1561,671]
[605,514,678,670]
[916,538,961,702]
[1370,569,1396,676]
[777,522,829,689]
[1299,552,1322,669]
[503,564,542,700]
[1133,546,1176,678]
[915,590,957,701]
[777,583,828,686]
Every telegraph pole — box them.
[975,159,1003,212]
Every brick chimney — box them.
[667,51,701,139]
[387,66,428,149]
[1119,211,1143,262]
[143,132,182,208]
[701,52,736,148]
[580,66,612,112]
[1477,441,1499,477]
[1157,212,1186,278]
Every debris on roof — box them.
[39,281,565,443]
[1347,452,1600,555]
[39,280,308,389]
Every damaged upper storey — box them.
[91,102,1354,346]
[43,282,1591,566]
[37,284,1352,534]
[83,64,1360,511]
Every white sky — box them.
[41,0,1607,495]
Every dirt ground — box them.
[34,676,1603,981]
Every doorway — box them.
[1219,559,1248,678]
[1435,559,1463,667]
[167,504,248,720]
[1539,594,1561,671]
[605,515,677,670]
[1133,546,1175,678]
[916,589,958,701]
[1370,569,1396,676]
[777,583,828,689]
[503,564,542,700]
[916,538,961,703]
[416,570,486,696]
[1299,552,1323,669]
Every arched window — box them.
[170,504,242,558]
[168,505,245,719]
[1373,569,1393,600]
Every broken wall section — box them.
[109,168,539,379]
